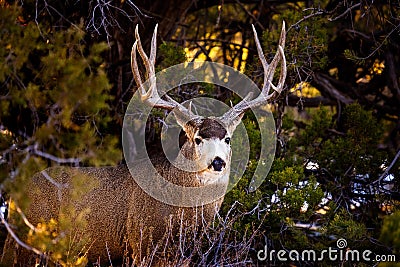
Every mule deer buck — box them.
[1,22,286,265]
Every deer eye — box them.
[225,137,231,144]
[195,138,202,145]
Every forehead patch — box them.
[198,118,227,139]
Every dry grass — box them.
[93,202,263,267]
[1,201,266,266]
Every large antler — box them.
[219,22,287,130]
[131,24,193,115]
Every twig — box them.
[41,170,69,202]
[105,241,113,267]
[86,0,146,43]
[329,3,361,21]
[371,149,400,186]
[288,8,326,33]
[30,144,81,165]
[0,212,44,257]
[41,0,82,32]
[234,0,264,30]
[171,38,251,51]
[15,206,37,232]
[351,23,400,60]
[216,0,224,26]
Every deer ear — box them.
[172,108,200,140]
[173,107,190,129]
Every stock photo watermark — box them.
[257,238,397,263]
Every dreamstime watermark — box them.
[122,62,277,207]
[257,238,397,263]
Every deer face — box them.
[195,118,230,169]
[177,118,233,184]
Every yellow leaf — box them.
[74,256,88,266]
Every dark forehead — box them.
[197,118,227,139]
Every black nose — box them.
[211,157,226,172]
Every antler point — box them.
[135,25,141,40]
[268,81,281,93]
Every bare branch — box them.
[30,146,81,165]
[329,3,361,21]
[234,0,264,30]
[312,73,353,104]
[287,8,326,33]
[349,23,400,60]
[105,241,114,267]
[371,149,400,186]
[86,0,146,38]
[0,211,44,257]
[41,170,69,202]
[15,206,37,232]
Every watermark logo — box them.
[336,238,347,249]
[257,238,396,263]
[122,62,277,207]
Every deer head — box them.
[131,23,286,185]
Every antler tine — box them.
[255,21,286,98]
[265,21,286,95]
[149,24,157,65]
[131,24,198,119]
[131,40,144,95]
[268,45,286,94]
[252,24,269,89]
[134,24,158,102]
[218,22,287,129]
[274,21,287,93]
[246,21,286,103]
[134,24,153,77]
[132,24,176,110]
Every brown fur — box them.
[198,118,227,140]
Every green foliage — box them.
[157,42,187,70]
[264,158,324,220]
[222,102,396,264]
[297,106,332,147]
[0,3,121,177]
[380,211,400,254]
[1,3,121,265]
[323,209,366,240]
[0,5,40,117]
[344,49,367,65]
[298,104,387,186]
[263,6,330,75]
[6,168,98,266]
[27,218,89,266]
